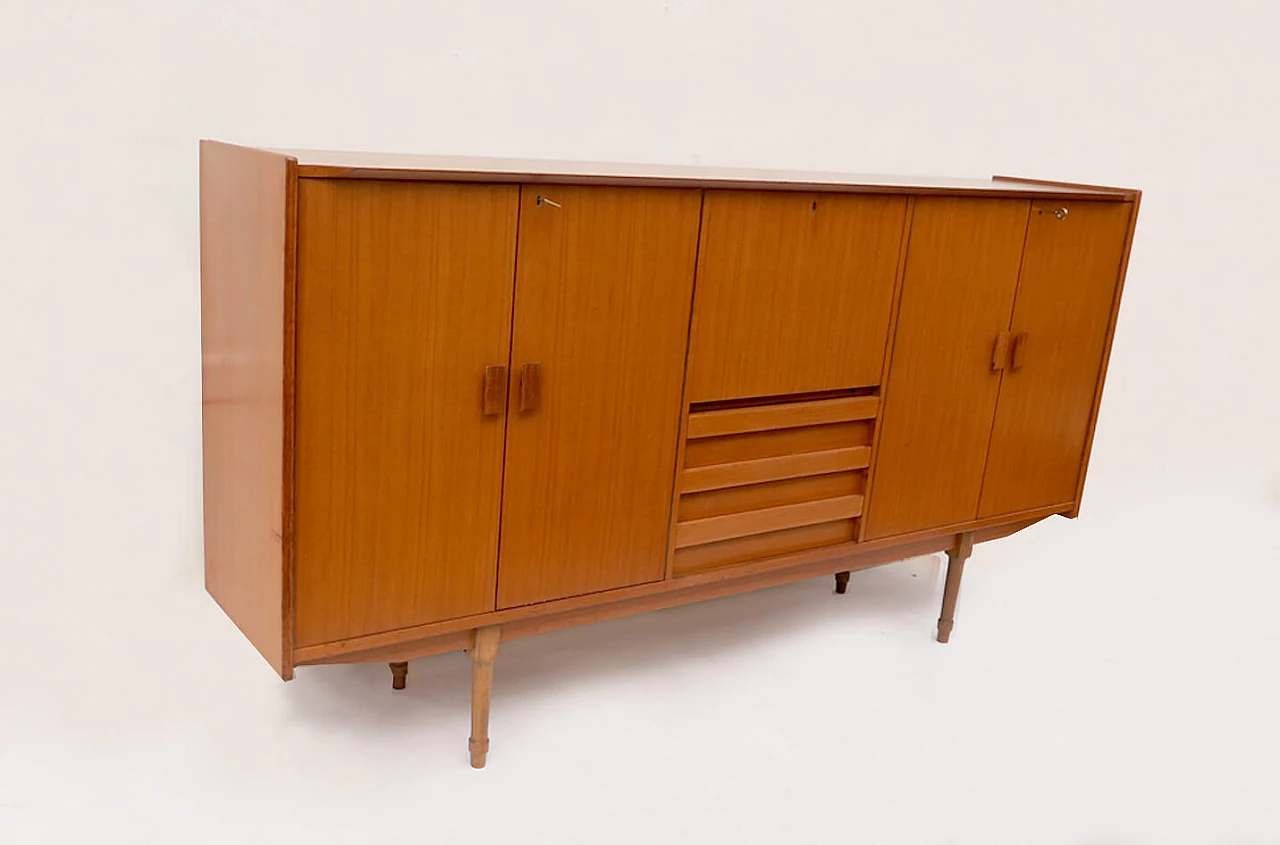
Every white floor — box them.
[3,476,1277,844]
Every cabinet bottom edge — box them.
[292,503,1069,667]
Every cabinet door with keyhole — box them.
[977,201,1132,517]
[496,186,702,608]
[686,191,909,402]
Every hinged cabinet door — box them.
[496,186,702,608]
[294,180,519,646]
[977,201,1131,517]
[686,191,908,402]
[862,197,1030,539]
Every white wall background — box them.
[1,2,1277,843]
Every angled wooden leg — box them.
[937,531,975,643]
[389,661,408,690]
[834,571,850,594]
[468,626,501,768]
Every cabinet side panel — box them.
[862,197,1030,540]
[199,141,293,677]
[1068,194,1140,516]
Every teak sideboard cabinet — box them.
[200,141,1140,767]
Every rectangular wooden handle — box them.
[1010,332,1028,371]
[482,365,507,416]
[520,362,542,412]
[991,331,1010,371]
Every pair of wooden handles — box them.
[482,363,541,417]
[991,331,1028,372]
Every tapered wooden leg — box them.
[937,531,975,643]
[468,626,501,768]
[390,661,408,690]
[834,571,850,594]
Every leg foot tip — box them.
[936,619,953,643]
[469,737,489,768]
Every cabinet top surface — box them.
[249,144,1134,200]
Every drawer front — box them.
[672,393,878,576]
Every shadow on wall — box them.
[283,553,944,731]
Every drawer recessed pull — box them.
[686,395,879,439]
[675,495,864,548]
[681,446,871,494]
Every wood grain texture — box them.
[673,393,876,573]
[293,503,1067,664]
[678,472,863,522]
[854,198,914,543]
[675,495,863,548]
[673,519,857,576]
[686,395,878,439]
[977,201,1132,517]
[268,147,1130,199]
[862,197,1031,539]
[683,420,873,467]
[680,446,870,493]
[199,140,295,679]
[495,186,702,608]
[293,180,519,647]
[686,192,907,401]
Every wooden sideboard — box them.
[200,141,1139,767]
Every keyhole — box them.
[811,201,818,212]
